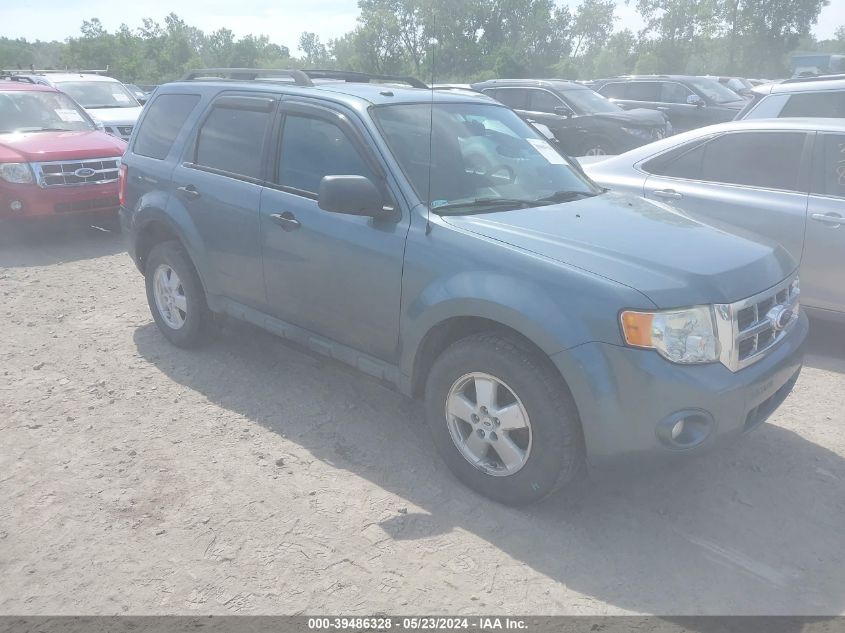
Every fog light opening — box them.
[657,410,713,449]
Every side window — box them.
[815,133,845,198]
[780,92,845,118]
[490,88,529,110]
[661,82,694,104]
[277,115,377,195]
[194,103,273,179]
[625,82,661,102]
[642,141,707,179]
[597,83,625,99]
[134,94,200,160]
[700,132,807,191]
[529,90,564,114]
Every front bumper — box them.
[551,311,808,468]
[0,181,119,220]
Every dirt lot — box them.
[1,222,843,616]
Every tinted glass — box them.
[661,82,694,104]
[195,105,272,179]
[529,90,563,114]
[489,88,529,109]
[816,134,845,198]
[780,92,845,118]
[562,88,621,113]
[647,133,806,188]
[624,82,661,102]
[700,132,806,190]
[134,94,200,160]
[0,89,95,134]
[686,77,742,104]
[643,141,707,179]
[278,115,376,194]
[596,82,626,99]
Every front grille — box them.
[715,276,800,372]
[33,159,120,188]
[55,196,119,214]
[107,125,133,140]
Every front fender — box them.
[400,270,597,380]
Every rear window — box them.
[134,94,200,160]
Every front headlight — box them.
[620,126,652,140]
[621,306,720,364]
[0,163,34,184]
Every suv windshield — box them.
[0,89,96,134]
[372,102,600,213]
[686,77,743,104]
[562,88,622,114]
[55,81,140,109]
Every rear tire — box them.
[424,332,584,505]
[144,240,210,348]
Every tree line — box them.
[0,0,841,85]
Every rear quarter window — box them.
[780,91,845,118]
[133,94,201,160]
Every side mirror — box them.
[686,94,704,107]
[318,175,390,219]
[554,105,573,117]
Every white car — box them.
[17,72,143,141]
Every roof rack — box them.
[782,73,845,84]
[182,68,313,85]
[181,68,429,90]
[1,66,110,75]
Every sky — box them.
[2,0,844,53]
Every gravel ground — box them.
[1,222,844,616]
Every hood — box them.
[442,191,796,308]
[0,130,127,163]
[589,108,666,127]
[86,106,143,125]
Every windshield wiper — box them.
[534,190,601,204]
[432,197,543,215]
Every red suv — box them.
[0,81,126,222]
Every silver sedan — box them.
[581,118,845,322]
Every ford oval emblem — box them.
[74,167,96,178]
[767,305,794,332]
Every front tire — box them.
[424,333,584,505]
[144,240,210,348]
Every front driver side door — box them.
[259,101,410,361]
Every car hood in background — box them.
[442,191,796,308]
[86,106,143,125]
[0,130,127,162]
[588,108,667,128]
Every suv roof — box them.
[752,74,845,96]
[472,79,589,91]
[10,72,124,84]
[161,68,496,107]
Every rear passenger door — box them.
[171,93,277,308]
[804,132,845,314]
[642,131,811,263]
[259,101,410,362]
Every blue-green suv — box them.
[120,69,807,505]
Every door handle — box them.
[652,189,683,200]
[175,185,200,200]
[810,213,842,227]
[270,212,301,231]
